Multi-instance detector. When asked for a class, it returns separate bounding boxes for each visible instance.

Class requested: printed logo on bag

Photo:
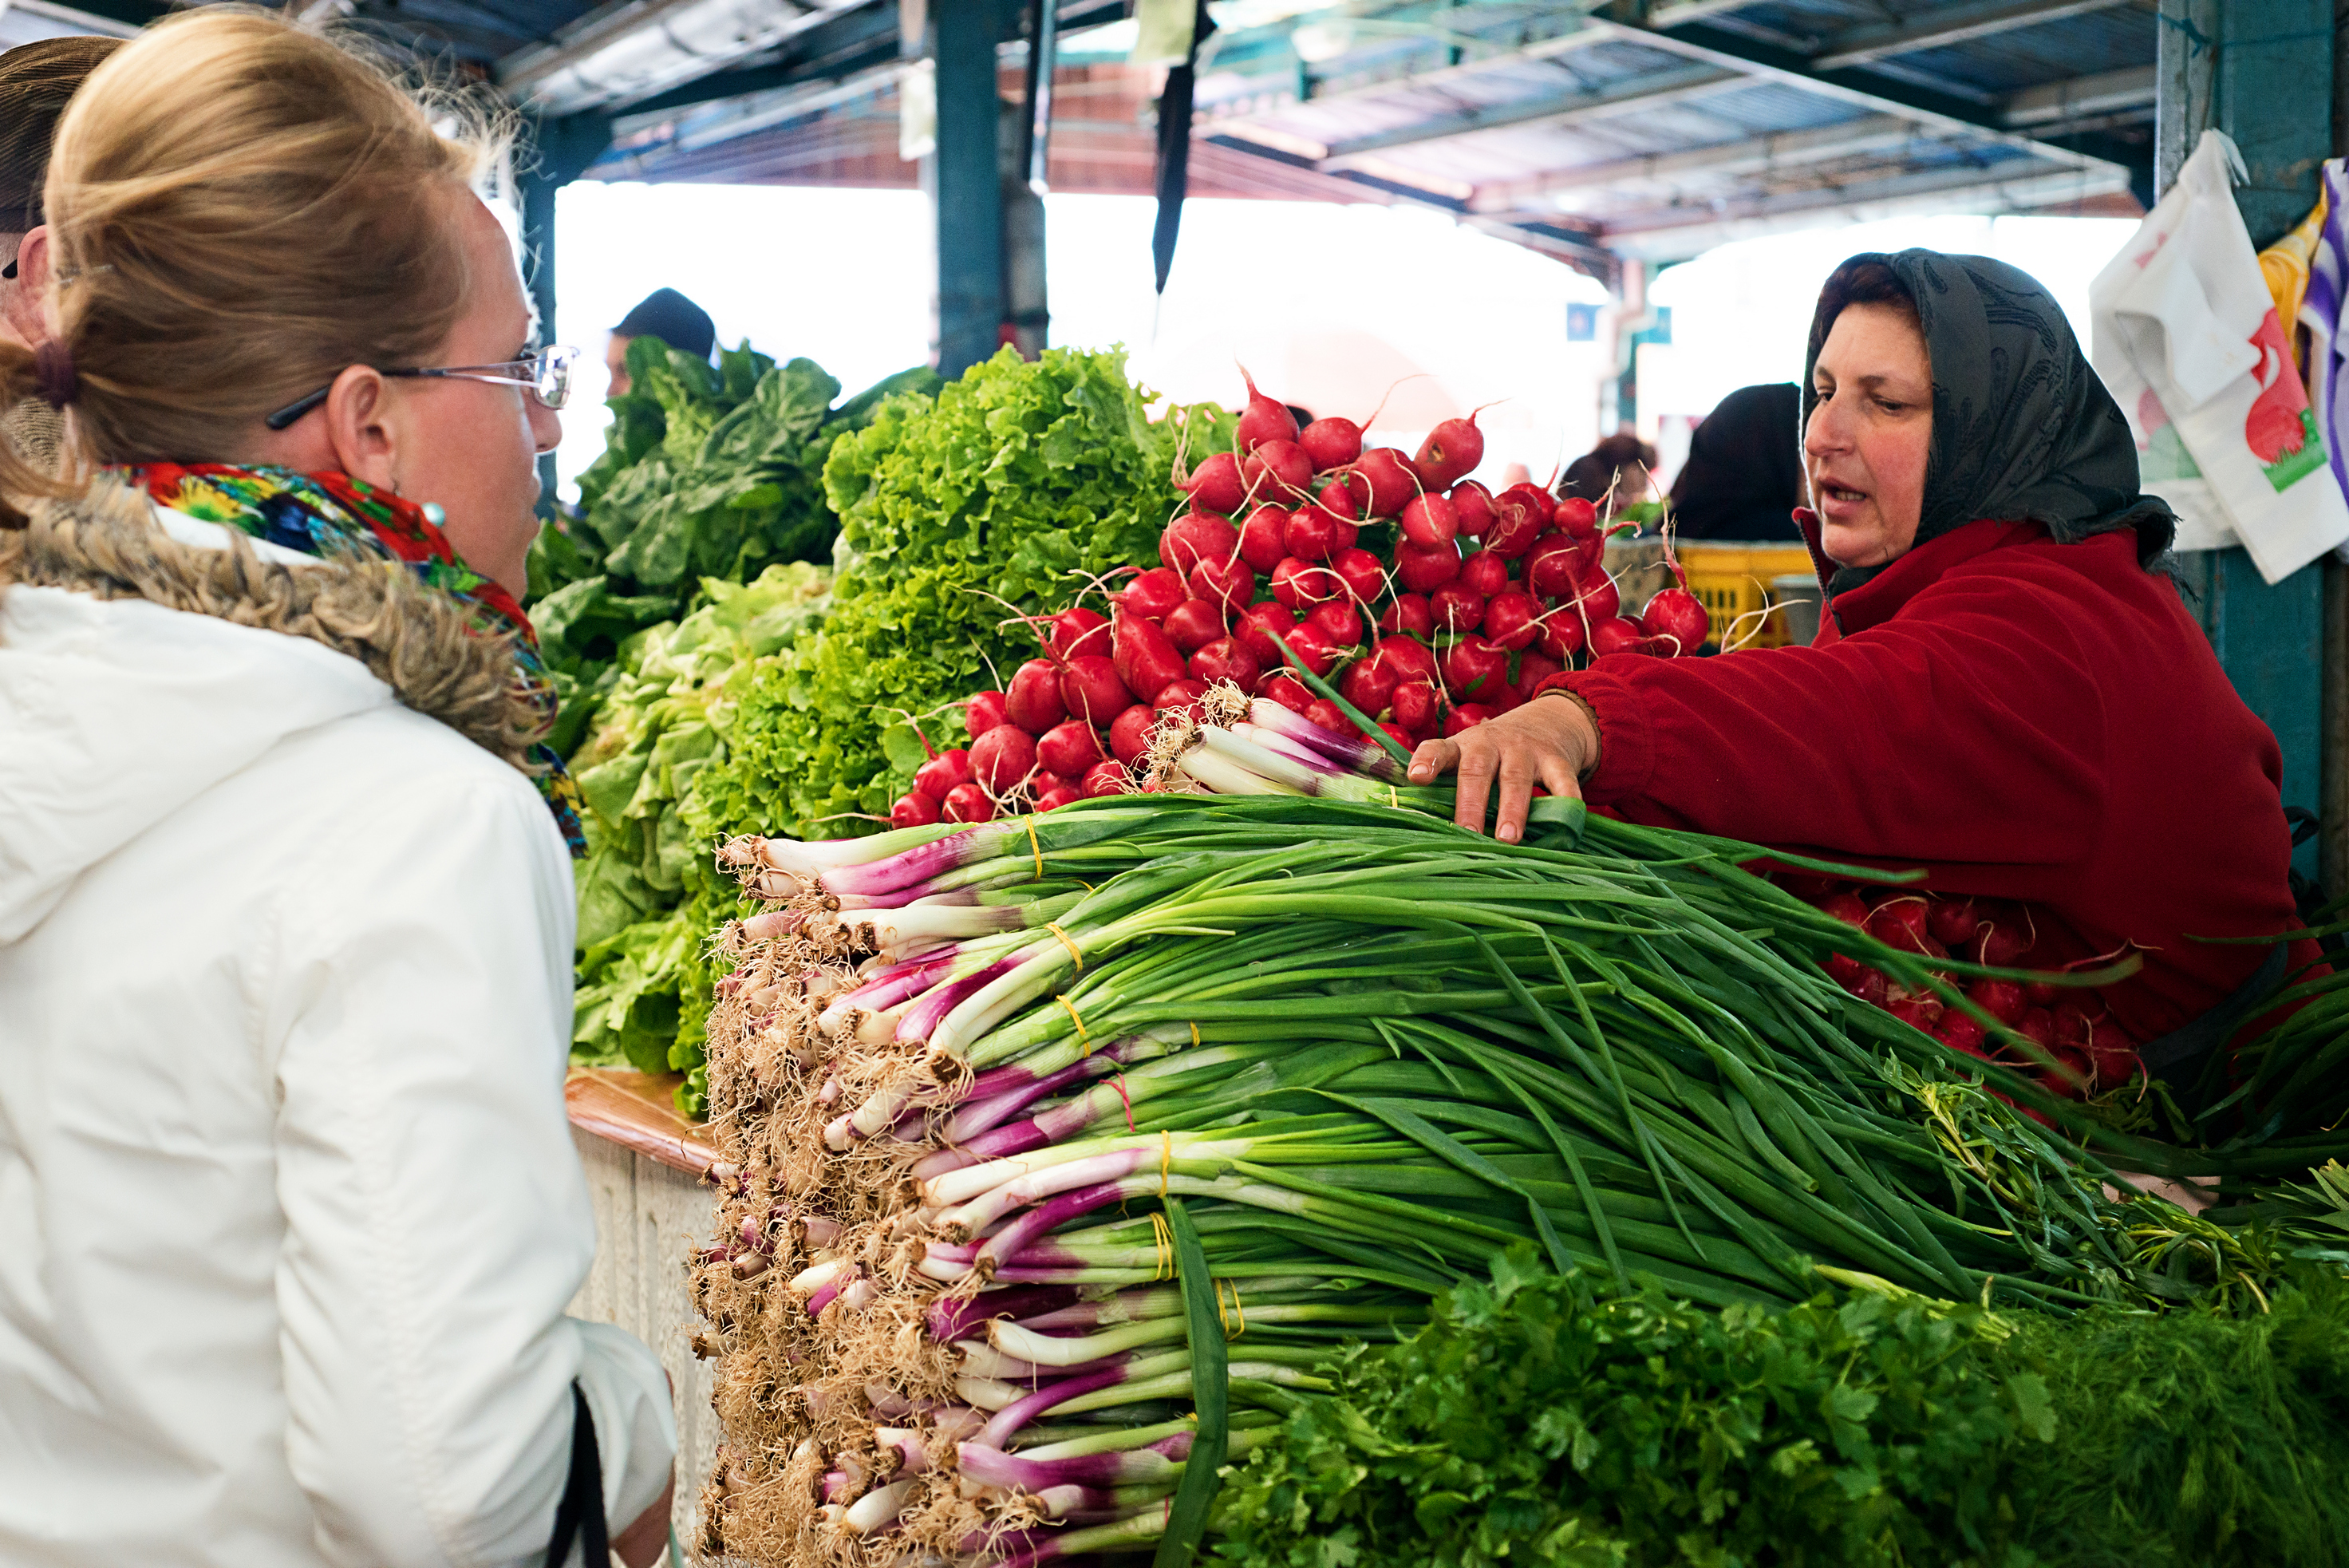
[2245,310,2327,492]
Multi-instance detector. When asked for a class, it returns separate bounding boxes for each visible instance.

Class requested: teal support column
[2159,0,2336,880]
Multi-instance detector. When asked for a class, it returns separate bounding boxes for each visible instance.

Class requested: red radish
[1864,898,1938,957]
[1259,672,1313,715]
[1283,622,1340,676]
[1283,506,1344,562]
[1817,891,1869,926]
[1822,951,1868,988]
[1080,759,1129,798]
[1005,658,1068,733]
[1885,995,1944,1033]
[1108,704,1157,767]
[1398,492,1459,548]
[1033,783,1080,812]
[1190,637,1261,689]
[1451,480,1498,539]
[1640,587,1710,654]
[1443,635,1509,701]
[1391,678,1440,733]
[1340,657,1399,715]
[1153,677,1208,710]
[1487,681,1525,715]
[1934,1013,1988,1055]
[1966,978,2029,1029]
[1304,698,1351,736]
[1429,583,1485,635]
[1115,567,1186,622]
[942,781,996,823]
[1523,534,1581,599]
[1305,598,1362,647]
[1927,899,1984,950]
[1299,416,1364,472]
[1241,440,1313,500]
[969,724,1038,794]
[890,791,941,828]
[2023,980,2061,1007]
[1030,768,1073,796]
[1846,968,1890,1006]
[1553,496,1597,534]
[1393,537,1462,593]
[1514,650,1563,698]
[1443,703,1494,737]
[1330,547,1388,606]
[2086,1033,2137,1090]
[1415,412,1485,490]
[1037,719,1105,779]
[1380,593,1435,639]
[1377,720,1415,752]
[2038,1047,2091,1099]
[2052,1001,2101,1046]
[1483,589,1542,651]
[1058,654,1132,724]
[1573,571,1621,624]
[1238,506,1289,572]
[1459,549,1509,598]
[914,747,973,804]
[1234,601,1297,666]
[1535,611,1586,662]
[1163,598,1226,655]
[1111,611,1186,706]
[1315,478,1364,521]
[1179,449,1246,515]
[2016,1007,2056,1051]
[964,690,1008,740]
[1160,511,1240,579]
[1482,485,1550,558]
[1235,368,1299,452]
[1975,920,2031,968]
[1190,555,1256,614]
[1377,634,1440,685]
[1049,606,1111,662]
[1351,448,1421,516]
[1588,617,1647,658]
[1270,555,1344,610]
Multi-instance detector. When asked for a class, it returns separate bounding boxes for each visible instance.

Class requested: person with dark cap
[605,286,714,398]
[1667,382,1806,542]
[1557,430,1656,518]
[0,34,120,467]
[1415,249,2311,1091]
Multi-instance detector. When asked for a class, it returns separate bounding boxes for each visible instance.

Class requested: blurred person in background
[1558,431,1656,518]
[604,285,713,398]
[1668,382,1806,541]
[0,34,118,468]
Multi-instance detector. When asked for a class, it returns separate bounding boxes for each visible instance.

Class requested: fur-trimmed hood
[0,478,547,942]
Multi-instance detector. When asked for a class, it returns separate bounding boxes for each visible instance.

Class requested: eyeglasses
[263,344,579,431]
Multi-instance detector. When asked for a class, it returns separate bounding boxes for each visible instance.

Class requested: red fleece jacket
[1541,518,2303,1043]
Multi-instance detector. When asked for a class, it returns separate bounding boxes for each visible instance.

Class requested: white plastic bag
[2090,130,2349,583]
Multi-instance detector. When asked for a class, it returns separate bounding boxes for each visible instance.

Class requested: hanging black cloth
[1799,250,2177,600]
[543,1384,610,1568]
[1151,1,1216,294]
[1668,382,1806,541]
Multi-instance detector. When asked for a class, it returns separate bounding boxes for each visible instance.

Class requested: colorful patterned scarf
[124,463,586,855]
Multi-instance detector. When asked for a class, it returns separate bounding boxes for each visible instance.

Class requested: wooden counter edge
[565,1067,724,1178]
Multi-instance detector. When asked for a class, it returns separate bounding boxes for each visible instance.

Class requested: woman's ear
[318,365,399,492]
[7,225,50,345]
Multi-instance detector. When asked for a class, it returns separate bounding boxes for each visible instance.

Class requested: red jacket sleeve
[1550,561,2110,899]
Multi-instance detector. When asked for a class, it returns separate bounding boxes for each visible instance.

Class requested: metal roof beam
[1467,113,1920,213]
[1314,63,1749,164]
[1597,16,2135,177]
[499,0,877,116]
[2000,63,2155,126]
[1813,0,2134,72]
[1198,23,1615,133]
[1644,1,1766,23]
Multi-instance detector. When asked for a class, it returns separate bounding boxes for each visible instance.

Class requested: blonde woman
[0,11,676,1566]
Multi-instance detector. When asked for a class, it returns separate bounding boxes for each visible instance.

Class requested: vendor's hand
[617,1474,677,1568]
[1407,693,1597,843]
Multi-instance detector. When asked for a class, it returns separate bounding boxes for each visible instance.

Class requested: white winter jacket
[0,482,674,1567]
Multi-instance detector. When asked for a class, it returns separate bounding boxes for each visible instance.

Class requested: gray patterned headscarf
[1801,250,2174,598]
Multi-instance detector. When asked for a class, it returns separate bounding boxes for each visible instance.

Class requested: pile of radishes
[1786,875,2133,1101]
[887,371,1714,830]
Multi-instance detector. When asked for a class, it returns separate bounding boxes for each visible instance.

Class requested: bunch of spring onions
[677,688,2236,1567]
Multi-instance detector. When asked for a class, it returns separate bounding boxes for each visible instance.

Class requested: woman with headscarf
[1668,382,1806,541]
[1410,251,2307,1072]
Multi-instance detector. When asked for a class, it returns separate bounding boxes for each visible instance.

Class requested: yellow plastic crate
[1676,541,1816,648]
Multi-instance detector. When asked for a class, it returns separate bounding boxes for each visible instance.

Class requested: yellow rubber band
[1189,1021,1201,1049]
[1047,922,1084,972]
[1149,1211,1174,1281]
[1056,994,1090,1053]
[1215,1279,1230,1337]
[1024,817,1044,879]
[1159,1129,1172,1199]
[1215,1279,1245,1338]
[1388,784,1399,809]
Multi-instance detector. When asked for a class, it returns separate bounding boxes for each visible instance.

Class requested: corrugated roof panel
[1879,10,2156,97]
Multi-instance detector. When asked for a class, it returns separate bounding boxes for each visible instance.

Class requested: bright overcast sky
[550,180,2138,499]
